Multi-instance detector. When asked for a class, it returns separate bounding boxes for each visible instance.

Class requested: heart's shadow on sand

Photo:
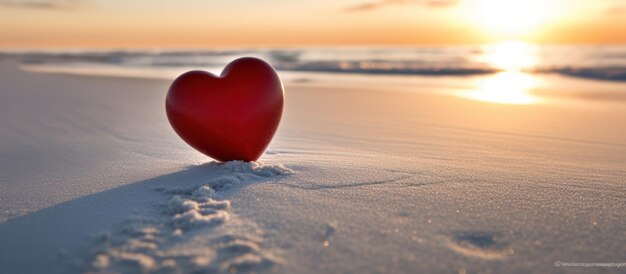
[0,162,292,274]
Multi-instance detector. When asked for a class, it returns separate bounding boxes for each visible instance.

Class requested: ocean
[3,42,626,104]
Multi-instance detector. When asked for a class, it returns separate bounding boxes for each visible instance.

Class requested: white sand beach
[0,59,625,274]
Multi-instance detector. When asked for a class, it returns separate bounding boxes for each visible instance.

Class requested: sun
[462,0,556,37]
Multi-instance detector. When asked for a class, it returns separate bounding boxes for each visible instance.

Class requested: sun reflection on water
[461,41,541,105]
[463,71,539,104]
[485,41,537,71]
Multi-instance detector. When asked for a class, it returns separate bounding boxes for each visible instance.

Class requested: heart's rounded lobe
[166,57,284,162]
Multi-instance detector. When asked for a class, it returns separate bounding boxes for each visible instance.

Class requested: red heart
[166,57,284,162]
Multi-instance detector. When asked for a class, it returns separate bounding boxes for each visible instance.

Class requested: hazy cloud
[607,5,626,14]
[0,0,80,9]
[343,0,458,12]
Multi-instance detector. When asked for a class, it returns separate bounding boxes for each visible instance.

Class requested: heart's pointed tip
[212,156,261,164]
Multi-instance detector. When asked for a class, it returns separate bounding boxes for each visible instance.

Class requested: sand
[0,60,624,273]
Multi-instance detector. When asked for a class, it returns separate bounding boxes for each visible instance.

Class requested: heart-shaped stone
[166,57,284,162]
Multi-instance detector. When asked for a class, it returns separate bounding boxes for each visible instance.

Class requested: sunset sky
[1,0,625,48]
